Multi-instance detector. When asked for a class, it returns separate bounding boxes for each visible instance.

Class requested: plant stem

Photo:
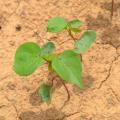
[60,79,70,102]
[51,75,70,102]
[59,80,71,110]
[68,29,83,62]
[111,0,114,19]
[80,54,82,62]
[68,29,77,41]
[68,28,91,87]
[51,76,57,86]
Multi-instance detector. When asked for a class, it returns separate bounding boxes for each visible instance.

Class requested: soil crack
[0,74,10,81]
[109,87,120,103]
[62,112,80,120]
[97,55,120,89]
[9,0,22,17]
[4,96,19,120]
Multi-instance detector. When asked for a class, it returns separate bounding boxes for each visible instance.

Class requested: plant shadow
[19,107,66,120]
[86,12,120,48]
[101,2,120,12]
[86,13,111,30]
[29,88,42,106]
[29,72,63,106]
[73,75,95,95]
[101,25,120,48]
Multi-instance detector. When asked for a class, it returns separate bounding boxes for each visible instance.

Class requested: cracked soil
[0,0,120,120]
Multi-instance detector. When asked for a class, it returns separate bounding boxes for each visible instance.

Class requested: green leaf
[69,19,84,28]
[41,42,55,58]
[38,84,52,104]
[74,30,96,53]
[13,42,45,76]
[52,50,85,89]
[47,17,68,33]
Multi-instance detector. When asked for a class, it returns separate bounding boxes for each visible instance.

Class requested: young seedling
[13,17,96,104]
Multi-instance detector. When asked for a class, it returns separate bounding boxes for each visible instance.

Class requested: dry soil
[0,0,120,120]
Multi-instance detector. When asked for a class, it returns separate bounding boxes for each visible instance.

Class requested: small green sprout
[13,16,96,104]
[38,84,52,104]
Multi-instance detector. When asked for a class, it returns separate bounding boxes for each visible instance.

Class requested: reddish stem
[60,80,71,110]
[80,54,82,62]
[60,79,70,102]
[68,29,77,41]
[111,0,114,19]
[68,29,83,62]
[51,76,57,86]
[51,75,70,102]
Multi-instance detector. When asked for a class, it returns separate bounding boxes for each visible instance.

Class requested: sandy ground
[0,0,120,120]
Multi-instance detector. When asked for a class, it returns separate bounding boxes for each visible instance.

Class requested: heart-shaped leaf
[52,50,85,89]
[38,84,52,104]
[13,42,45,76]
[74,30,96,53]
[40,42,55,58]
[68,19,84,28]
[47,17,68,33]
